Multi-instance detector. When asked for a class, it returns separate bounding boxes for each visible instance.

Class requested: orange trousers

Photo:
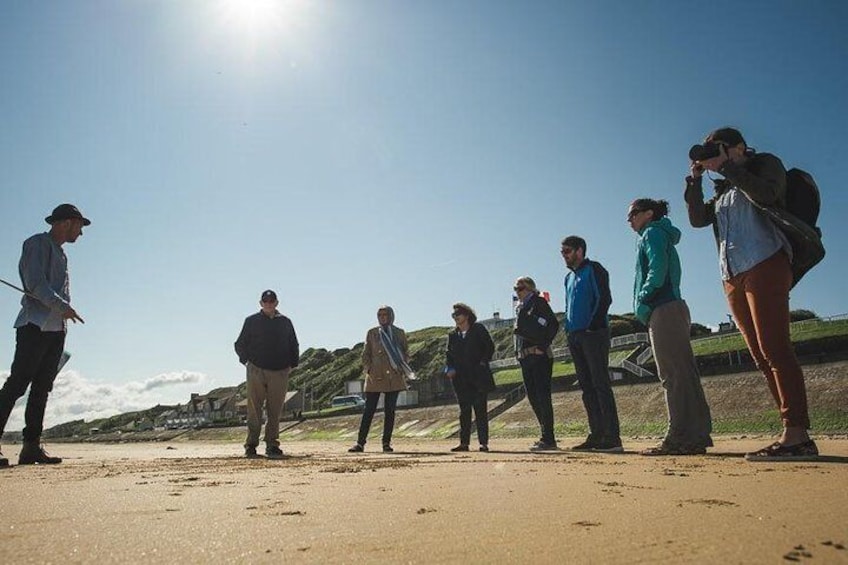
[724,251,809,429]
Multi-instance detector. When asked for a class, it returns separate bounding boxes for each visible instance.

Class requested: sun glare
[215,0,298,38]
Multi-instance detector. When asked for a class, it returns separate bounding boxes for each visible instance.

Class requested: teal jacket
[633,217,683,324]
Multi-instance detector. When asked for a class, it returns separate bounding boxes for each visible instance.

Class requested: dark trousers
[520,354,555,445]
[0,324,65,442]
[457,390,489,446]
[568,329,621,442]
[357,391,400,446]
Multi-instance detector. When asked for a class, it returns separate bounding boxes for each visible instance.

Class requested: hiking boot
[450,444,469,452]
[348,444,364,453]
[382,444,394,453]
[245,446,259,459]
[265,446,284,459]
[18,443,62,465]
[479,445,489,452]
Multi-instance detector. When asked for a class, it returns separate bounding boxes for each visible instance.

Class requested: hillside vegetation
[42,314,847,438]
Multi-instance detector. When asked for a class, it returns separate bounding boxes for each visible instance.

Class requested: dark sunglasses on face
[513,286,527,292]
[451,312,463,319]
[627,208,646,220]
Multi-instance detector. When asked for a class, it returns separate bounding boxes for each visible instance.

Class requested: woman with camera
[444,303,496,452]
[628,198,713,455]
[684,127,817,461]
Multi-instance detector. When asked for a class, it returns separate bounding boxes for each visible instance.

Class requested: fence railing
[489,314,846,372]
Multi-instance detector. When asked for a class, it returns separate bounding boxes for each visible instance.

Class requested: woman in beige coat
[349,306,411,453]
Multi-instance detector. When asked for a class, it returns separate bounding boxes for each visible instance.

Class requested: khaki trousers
[245,363,290,448]
[648,300,712,447]
[724,251,810,429]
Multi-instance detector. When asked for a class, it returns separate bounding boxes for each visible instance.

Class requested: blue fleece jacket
[633,217,683,324]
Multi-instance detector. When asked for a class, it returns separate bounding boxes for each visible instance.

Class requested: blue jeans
[568,329,620,442]
[520,354,555,445]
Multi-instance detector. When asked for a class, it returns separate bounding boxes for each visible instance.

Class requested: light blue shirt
[14,233,71,332]
[715,187,791,280]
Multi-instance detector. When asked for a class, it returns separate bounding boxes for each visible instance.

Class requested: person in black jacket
[234,289,299,459]
[513,276,560,451]
[445,303,495,452]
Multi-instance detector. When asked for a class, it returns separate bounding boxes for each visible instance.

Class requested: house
[236,391,305,422]
[480,311,514,332]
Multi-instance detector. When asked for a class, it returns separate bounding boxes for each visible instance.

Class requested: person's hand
[63,307,84,324]
[689,161,704,178]
[699,143,729,172]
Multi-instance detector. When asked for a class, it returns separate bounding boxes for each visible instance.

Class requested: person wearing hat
[348,305,412,453]
[0,204,90,467]
[234,289,300,459]
[445,302,496,452]
[685,126,817,462]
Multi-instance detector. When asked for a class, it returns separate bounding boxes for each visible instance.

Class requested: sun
[215,0,298,38]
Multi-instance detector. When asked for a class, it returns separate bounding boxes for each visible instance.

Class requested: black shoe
[265,446,284,459]
[593,438,624,453]
[348,444,364,453]
[450,444,469,452]
[745,439,818,462]
[571,437,598,451]
[640,442,705,456]
[0,449,8,468]
[530,441,558,452]
[18,444,62,465]
[245,446,259,458]
[479,445,489,452]
[382,444,394,453]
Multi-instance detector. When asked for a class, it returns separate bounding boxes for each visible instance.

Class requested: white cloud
[0,369,211,432]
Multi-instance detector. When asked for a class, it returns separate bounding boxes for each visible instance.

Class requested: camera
[688,141,723,161]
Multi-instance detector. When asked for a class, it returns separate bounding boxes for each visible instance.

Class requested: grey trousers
[245,363,291,449]
[648,300,712,447]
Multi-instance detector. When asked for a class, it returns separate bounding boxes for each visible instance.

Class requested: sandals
[745,440,819,462]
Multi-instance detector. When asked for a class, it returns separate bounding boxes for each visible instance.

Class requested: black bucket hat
[45,204,91,226]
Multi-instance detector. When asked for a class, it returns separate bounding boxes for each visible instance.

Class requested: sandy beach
[1,438,847,564]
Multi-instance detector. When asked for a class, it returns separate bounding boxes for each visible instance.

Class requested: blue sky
[1,0,845,428]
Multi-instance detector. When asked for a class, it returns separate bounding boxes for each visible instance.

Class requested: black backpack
[742,154,825,287]
[785,168,821,236]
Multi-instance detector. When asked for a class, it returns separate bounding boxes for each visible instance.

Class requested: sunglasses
[451,312,465,319]
[513,286,527,292]
[627,208,646,220]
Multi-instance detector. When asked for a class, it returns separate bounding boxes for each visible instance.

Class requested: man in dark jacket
[234,289,299,459]
[561,236,622,453]
[513,276,560,451]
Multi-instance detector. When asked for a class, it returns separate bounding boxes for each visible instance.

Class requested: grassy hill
[40,315,848,439]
